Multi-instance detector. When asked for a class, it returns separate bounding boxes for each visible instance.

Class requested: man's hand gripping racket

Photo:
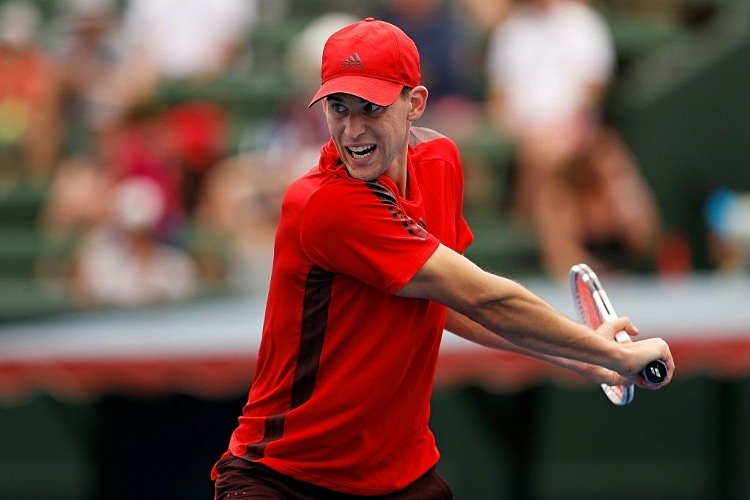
[569,263,668,405]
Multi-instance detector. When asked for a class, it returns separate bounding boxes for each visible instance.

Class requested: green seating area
[0,0,747,320]
[0,186,74,322]
[1,2,750,499]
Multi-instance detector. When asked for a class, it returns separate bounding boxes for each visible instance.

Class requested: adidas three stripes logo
[341,53,365,68]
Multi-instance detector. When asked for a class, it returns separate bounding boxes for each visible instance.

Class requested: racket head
[570,264,605,329]
[569,264,634,406]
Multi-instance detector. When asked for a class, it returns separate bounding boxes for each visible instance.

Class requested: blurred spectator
[376,0,476,102]
[72,176,198,308]
[189,12,358,292]
[487,0,615,138]
[102,102,198,246]
[0,0,60,188]
[112,0,251,219]
[162,100,229,215]
[36,100,195,285]
[459,0,513,32]
[53,0,123,157]
[192,153,280,291]
[485,0,660,279]
[274,12,358,173]
[37,155,110,261]
[118,0,258,100]
[704,188,750,274]
[376,0,485,141]
[36,0,247,302]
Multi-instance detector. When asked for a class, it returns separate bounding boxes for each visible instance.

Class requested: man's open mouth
[347,145,376,158]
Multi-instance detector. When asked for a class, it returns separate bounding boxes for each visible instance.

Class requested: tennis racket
[569,263,667,405]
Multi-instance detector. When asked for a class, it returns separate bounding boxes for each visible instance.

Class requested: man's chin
[344,165,382,182]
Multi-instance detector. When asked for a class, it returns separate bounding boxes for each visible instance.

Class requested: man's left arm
[444,309,630,386]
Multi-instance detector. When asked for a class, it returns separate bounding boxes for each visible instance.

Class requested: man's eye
[363,103,382,114]
[330,103,346,114]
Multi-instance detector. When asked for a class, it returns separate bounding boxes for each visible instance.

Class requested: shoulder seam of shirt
[409,126,446,147]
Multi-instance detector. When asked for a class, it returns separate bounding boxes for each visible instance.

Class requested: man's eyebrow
[327,94,355,103]
[327,95,376,106]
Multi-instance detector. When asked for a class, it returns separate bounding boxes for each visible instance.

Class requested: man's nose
[344,114,366,138]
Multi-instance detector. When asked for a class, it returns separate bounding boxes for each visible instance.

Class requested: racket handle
[640,359,667,384]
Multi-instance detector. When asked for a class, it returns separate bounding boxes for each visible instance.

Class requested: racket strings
[575,276,602,327]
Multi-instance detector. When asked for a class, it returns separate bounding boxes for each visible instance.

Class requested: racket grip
[640,359,667,384]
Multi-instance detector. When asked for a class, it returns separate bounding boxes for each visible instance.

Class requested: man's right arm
[397,243,674,387]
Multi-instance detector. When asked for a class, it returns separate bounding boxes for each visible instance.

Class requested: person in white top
[485,0,660,279]
[119,0,257,81]
[487,0,614,134]
[74,177,198,307]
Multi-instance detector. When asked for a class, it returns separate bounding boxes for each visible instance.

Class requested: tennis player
[212,18,674,499]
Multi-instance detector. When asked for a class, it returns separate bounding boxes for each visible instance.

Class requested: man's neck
[384,160,409,198]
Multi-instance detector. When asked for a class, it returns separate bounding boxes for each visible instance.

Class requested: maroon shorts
[213,455,452,499]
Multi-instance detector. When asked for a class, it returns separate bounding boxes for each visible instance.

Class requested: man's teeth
[348,145,376,156]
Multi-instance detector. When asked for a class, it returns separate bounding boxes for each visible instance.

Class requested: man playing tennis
[212,18,674,499]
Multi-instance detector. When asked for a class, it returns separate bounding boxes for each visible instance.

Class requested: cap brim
[308,75,403,107]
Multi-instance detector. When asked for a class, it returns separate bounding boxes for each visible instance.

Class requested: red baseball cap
[308,17,421,107]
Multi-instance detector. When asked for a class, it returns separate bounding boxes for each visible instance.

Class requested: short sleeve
[300,182,440,294]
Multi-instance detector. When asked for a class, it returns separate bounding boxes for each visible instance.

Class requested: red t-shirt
[217,128,473,495]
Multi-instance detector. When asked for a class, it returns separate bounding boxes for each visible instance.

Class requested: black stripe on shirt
[366,180,427,239]
[291,265,333,408]
[244,265,333,459]
[244,414,285,459]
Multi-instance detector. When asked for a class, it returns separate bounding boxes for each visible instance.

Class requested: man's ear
[407,86,428,121]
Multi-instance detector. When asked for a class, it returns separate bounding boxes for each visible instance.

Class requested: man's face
[323,92,413,182]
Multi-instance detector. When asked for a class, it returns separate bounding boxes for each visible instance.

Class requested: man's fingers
[626,337,674,388]
[595,316,640,342]
[612,316,639,336]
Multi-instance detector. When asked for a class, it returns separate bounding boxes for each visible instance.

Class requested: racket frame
[570,263,635,406]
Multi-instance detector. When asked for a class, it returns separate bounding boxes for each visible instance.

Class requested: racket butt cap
[641,359,667,384]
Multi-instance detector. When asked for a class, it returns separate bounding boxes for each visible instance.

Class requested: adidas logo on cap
[341,53,365,68]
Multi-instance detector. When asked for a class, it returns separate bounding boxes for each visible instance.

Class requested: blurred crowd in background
[0,0,741,310]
